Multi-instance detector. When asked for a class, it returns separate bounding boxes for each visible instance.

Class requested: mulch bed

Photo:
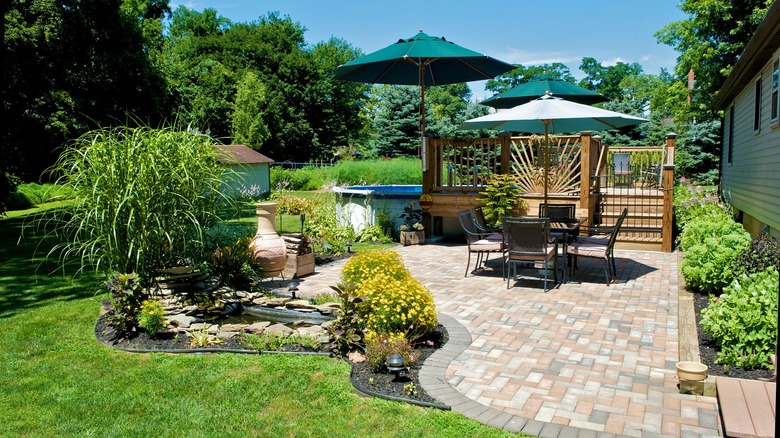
[693,293,775,381]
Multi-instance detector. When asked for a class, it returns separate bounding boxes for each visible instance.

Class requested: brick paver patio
[294,243,722,437]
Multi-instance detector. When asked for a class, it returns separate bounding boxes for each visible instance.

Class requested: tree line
[2,0,774,201]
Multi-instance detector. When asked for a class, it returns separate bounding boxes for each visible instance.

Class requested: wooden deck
[716,377,776,438]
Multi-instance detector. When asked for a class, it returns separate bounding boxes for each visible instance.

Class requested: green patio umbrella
[480,74,608,109]
[335,30,514,159]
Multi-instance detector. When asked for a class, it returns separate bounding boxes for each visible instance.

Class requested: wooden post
[500,133,511,175]
[661,133,676,253]
[579,132,592,207]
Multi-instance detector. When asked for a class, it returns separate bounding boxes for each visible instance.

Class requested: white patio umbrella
[459,94,648,204]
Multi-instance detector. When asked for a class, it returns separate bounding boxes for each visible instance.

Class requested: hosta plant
[701,267,779,369]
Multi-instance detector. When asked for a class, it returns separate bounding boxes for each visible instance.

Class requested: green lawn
[0,204,520,437]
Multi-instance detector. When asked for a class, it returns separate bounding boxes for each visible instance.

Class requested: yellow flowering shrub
[138,299,167,335]
[364,330,417,371]
[341,249,410,286]
[355,272,437,342]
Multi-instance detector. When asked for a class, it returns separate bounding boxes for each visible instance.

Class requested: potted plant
[480,174,528,226]
[398,201,425,246]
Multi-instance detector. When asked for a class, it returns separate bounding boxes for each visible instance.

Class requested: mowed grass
[0,205,520,437]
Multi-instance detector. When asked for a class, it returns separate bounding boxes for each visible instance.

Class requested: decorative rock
[216,331,239,340]
[165,314,197,329]
[264,297,291,307]
[220,323,247,332]
[236,291,249,298]
[320,320,336,330]
[347,351,365,363]
[285,299,317,310]
[296,326,324,336]
[181,305,199,314]
[264,323,294,336]
[246,321,271,333]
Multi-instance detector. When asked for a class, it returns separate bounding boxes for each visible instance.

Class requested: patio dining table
[549,218,586,280]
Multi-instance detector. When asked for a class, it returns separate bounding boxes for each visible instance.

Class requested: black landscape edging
[347,362,451,410]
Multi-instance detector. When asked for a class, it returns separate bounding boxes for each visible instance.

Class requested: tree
[578,57,644,101]
[656,0,773,115]
[485,63,574,95]
[371,85,422,157]
[231,71,270,149]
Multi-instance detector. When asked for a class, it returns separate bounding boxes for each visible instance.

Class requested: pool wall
[332,185,423,234]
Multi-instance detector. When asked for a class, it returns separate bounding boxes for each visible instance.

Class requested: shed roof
[714,1,780,110]
[214,145,274,165]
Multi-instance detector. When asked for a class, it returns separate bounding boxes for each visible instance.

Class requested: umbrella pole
[419,63,426,158]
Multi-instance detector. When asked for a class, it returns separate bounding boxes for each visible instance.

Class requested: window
[728,105,734,164]
[754,78,762,132]
[772,59,779,124]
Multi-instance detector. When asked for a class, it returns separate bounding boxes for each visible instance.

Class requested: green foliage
[231,71,271,150]
[701,267,779,369]
[50,126,227,284]
[325,283,366,354]
[104,273,148,337]
[242,330,322,351]
[270,192,316,215]
[370,85,425,157]
[16,183,75,205]
[210,237,257,289]
[398,201,424,232]
[137,299,167,336]
[355,224,392,244]
[674,181,727,232]
[480,174,527,226]
[270,167,328,191]
[578,57,644,101]
[326,158,422,185]
[302,194,354,255]
[485,63,575,94]
[675,120,722,183]
[187,325,224,348]
[737,233,780,276]
[364,331,417,372]
[680,215,751,294]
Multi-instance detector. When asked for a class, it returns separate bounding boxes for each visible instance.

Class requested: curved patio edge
[420,313,633,437]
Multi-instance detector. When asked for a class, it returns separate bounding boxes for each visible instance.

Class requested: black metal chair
[538,203,576,222]
[566,208,627,284]
[503,217,558,291]
[474,206,502,233]
[457,209,505,277]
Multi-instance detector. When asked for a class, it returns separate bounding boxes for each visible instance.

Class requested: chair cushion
[508,247,555,261]
[473,240,503,251]
[567,242,607,258]
[485,233,504,242]
[577,236,609,245]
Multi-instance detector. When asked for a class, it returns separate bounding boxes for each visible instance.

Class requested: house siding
[721,46,780,239]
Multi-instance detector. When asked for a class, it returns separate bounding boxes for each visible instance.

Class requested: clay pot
[251,202,287,276]
[676,361,708,381]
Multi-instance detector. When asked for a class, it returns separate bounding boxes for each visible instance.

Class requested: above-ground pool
[332,185,423,233]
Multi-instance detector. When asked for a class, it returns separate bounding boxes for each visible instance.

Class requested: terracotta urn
[251,202,287,277]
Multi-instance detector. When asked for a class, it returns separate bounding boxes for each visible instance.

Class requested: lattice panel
[509,136,581,195]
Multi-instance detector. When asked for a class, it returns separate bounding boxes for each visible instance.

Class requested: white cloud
[497,47,580,67]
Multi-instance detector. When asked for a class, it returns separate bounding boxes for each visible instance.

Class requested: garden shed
[215,144,274,197]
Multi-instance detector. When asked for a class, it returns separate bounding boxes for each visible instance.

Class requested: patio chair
[612,153,631,187]
[457,209,505,278]
[503,217,558,291]
[577,207,628,245]
[538,203,576,222]
[474,206,502,233]
[566,207,627,284]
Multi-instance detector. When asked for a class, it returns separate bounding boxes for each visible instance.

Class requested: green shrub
[50,126,227,284]
[271,166,328,191]
[241,330,322,351]
[480,174,528,226]
[701,267,779,369]
[271,191,316,215]
[680,215,751,294]
[17,183,74,205]
[303,194,354,255]
[325,283,365,354]
[210,237,257,289]
[364,331,417,371]
[341,249,409,286]
[354,272,437,342]
[3,191,33,211]
[104,273,147,337]
[674,181,725,232]
[137,299,167,336]
[737,232,780,276]
[325,158,421,186]
[355,223,392,243]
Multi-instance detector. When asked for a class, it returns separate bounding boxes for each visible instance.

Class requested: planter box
[282,252,315,279]
[400,230,425,246]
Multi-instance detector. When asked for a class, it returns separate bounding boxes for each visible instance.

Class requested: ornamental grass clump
[49,126,228,284]
[701,267,779,369]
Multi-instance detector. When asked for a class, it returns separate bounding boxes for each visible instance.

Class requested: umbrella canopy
[459,94,648,204]
[335,31,514,153]
[480,74,608,109]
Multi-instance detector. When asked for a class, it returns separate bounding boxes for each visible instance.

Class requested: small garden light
[386,353,406,381]
[345,240,352,253]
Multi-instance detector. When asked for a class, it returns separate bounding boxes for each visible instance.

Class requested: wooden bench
[716,376,776,438]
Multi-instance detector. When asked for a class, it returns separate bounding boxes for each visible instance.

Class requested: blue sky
[171,0,687,101]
